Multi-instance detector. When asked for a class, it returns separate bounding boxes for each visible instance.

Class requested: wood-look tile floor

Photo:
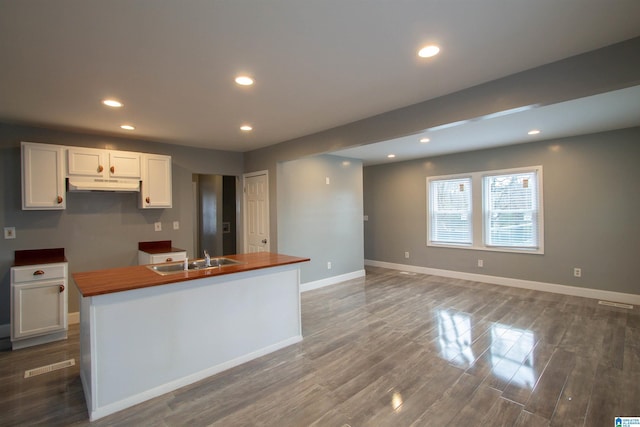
[1,267,638,426]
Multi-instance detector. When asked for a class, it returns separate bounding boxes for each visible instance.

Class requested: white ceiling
[1,1,640,155]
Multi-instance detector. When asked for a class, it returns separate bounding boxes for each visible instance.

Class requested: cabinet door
[140,154,172,208]
[12,280,67,339]
[22,142,66,210]
[67,146,106,176]
[109,150,141,178]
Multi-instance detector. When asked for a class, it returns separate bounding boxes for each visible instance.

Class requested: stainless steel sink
[147,257,244,275]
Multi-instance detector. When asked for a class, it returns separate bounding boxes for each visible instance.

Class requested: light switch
[173,221,180,230]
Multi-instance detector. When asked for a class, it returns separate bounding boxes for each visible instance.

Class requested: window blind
[429,177,472,244]
[484,171,538,248]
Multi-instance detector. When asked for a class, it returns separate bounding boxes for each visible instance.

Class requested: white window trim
[426,166,544,254]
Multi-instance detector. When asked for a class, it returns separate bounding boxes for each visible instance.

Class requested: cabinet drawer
[150,252,186,264]
[138,250,187,265]
[12,263,67,283]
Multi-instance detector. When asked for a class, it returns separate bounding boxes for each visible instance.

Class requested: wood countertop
[73,252,310,297]
[137,240,185,254]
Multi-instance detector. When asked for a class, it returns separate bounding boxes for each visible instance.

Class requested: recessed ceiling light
[528,129,541,135]
[120,124,135,130]
[387,154,396,159]
[418,45,440,58]
[240,125,253,131]
[420,137,430,143]
[235,76,254,86]
[102,99,123,108]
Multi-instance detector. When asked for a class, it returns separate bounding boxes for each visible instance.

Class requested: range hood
[67,177,140,192]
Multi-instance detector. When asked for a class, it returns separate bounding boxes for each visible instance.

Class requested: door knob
[261,239,268,244]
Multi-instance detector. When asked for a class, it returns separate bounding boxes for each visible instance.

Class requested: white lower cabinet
[138,250,187,265]
[11,262,68,350]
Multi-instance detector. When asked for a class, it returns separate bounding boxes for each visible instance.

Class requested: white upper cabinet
[109,150,141,178]
[21,142,171,209]
[21,142,66,210]
[67,146,105,177]
[140,153,172,209]
[67,147,140,178]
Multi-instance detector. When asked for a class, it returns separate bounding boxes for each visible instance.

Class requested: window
[428,176,472,245]
[427,166,543,253]
[484,170,540,249]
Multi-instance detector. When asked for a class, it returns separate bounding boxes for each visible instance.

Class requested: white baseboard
[301,269,366,293]
[68,311,79,325]
[87,335,302,421]
[365,259,640,306]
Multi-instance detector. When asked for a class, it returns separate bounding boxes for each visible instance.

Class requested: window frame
[427,174,473,247]
[426,165,544,254]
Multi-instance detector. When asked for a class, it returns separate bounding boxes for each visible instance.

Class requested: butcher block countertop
[73,252,310,297]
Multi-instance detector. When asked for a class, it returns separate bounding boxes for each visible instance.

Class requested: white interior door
[244,172,269,253]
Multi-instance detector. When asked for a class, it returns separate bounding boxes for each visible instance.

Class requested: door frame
[242,170,270,253]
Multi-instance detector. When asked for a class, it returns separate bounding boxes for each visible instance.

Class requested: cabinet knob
[146,197,150,204]
[110,165,115,173]
[33,270,45,276]
[98,165,104,173]
[166,257,173,262]
[57,196,63,204]
[59,284,65,293]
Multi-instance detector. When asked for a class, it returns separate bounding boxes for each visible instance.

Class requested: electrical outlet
[173,221,180,230]
[154,222,162,232]
[4,227,16,239]
[478,259,484,268]
[573,267,582,278]
[404,251,410,259]
[327,261,332,270]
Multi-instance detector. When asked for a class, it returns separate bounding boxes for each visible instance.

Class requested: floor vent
[598,300,634,310]
[24,358,75,379]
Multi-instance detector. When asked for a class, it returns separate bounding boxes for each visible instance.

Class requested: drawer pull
[57,196,63,204]
[33,270,45,276]
[166,257,173,262]
[146,196,150,204]
[98,165,104,173]
[59,285,65,293]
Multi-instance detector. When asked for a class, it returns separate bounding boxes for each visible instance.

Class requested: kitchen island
[73,252,309,421]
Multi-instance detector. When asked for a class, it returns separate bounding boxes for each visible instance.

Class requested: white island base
[80,264,302,421]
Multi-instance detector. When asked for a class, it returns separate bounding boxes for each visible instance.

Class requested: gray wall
[363,127,640,295]
[0,123,243,325]
[245,37,640,256]
[278,155,363,283]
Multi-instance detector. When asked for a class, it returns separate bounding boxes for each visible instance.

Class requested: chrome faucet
[204,250,211,267]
